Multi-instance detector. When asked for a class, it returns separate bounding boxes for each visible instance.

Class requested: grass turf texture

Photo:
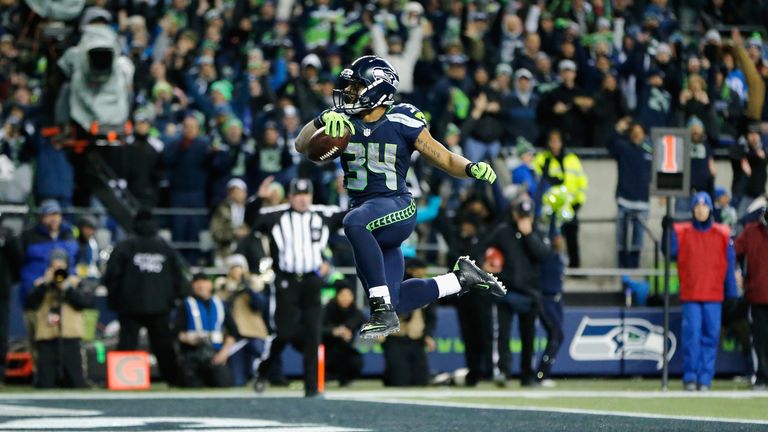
[2,379,766,431]
[414,396,768,421]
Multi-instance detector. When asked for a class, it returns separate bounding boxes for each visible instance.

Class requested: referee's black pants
[259,272,322,395]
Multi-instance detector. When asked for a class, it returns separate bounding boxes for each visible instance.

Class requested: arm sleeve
[403,25,423,63]
[64,285,96,310]
[733,43,766,121]
[522,231,552,262]
[223,312,241,339]
[724,241,739,299]
[416,195,442,224]
[24,283,48,310]
[246,288,267,312]
[370,25,389,57]
[661,224,679,260]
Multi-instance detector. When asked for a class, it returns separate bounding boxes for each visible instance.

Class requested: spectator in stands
[0,215,21,382]
[25,249,94,388]
[20,200,78,357]
[0,110,34,205]
[610,118,653,269]
[534,130,588,268]
[104,210,186,386]
[485,196,550,387]
[511,138,539,203]
[711,65,744,143]
[31,136,74,209]
[676,117,715,216]
[322,279,365,387]
[735,123,767,218]
[382,259,436,387]
[73,215,100,281]
[663,192,738,391]
[680,74,717,136]
[593,73,630,149]
[253,121,292,188]
[503,68,539,146]
[637,67,673,131]
[177,273,237,388]
[210,118,255,207]
[370,7,423,98]
[713,187,738,233]
[462,67,504,165]
[734,206,768,390]
[214,254,268,387]
[163,114,212,264]
[124,109,163,209]
[536,59,593,148]
[210,178,249,266]
[429,54,471,140]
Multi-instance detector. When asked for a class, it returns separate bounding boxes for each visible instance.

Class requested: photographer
[176,273,238,388]
[214,254,270,387]
[24,249,94,388]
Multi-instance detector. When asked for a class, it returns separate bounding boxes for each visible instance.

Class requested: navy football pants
[343,195,439,314]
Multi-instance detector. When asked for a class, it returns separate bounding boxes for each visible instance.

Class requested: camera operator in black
[484,196,550,386]
[24,249,94,388]
[104,209,186,385]
[176,273,239,388]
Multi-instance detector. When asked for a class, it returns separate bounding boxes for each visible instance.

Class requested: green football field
[1,379,766,431]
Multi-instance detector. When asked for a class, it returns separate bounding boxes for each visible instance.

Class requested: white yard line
[331,397,768,426]
[327,389,768,399]
[1,389,767,400]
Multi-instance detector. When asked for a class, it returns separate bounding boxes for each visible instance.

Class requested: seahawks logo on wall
[372,67,399,87]
[569,317,677,369]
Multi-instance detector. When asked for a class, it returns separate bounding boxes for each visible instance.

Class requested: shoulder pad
[387,103,428,128]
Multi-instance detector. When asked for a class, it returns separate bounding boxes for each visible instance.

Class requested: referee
[246,176,345,397]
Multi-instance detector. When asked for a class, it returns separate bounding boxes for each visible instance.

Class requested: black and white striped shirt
[248,201,345,274]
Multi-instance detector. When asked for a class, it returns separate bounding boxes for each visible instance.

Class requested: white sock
[433,273,462,298]
[369,285,391,304]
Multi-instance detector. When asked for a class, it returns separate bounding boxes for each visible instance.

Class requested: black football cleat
[359,296,400,339]
[454,256,507,297]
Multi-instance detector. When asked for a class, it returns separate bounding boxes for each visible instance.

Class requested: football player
[295,56,505,338]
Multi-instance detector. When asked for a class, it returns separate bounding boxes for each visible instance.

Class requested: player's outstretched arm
[414,128,496,183]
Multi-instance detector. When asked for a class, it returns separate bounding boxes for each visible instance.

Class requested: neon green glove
[466,162,497,184]
[321,111,355,138]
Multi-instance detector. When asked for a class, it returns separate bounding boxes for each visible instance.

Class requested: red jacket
[735,222,768,305]
[674,222,730,302]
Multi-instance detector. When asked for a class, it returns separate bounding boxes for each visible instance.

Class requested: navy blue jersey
[340,103,427,204]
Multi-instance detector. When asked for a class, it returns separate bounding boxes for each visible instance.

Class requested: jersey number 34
[345,142,397,191]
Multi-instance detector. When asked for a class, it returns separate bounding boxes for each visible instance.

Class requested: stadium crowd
[0,0,767,391]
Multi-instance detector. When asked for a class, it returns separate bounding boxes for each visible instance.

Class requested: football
[306,126,351,163]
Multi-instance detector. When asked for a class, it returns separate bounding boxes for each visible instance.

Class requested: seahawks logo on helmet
[372,67,399,88]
